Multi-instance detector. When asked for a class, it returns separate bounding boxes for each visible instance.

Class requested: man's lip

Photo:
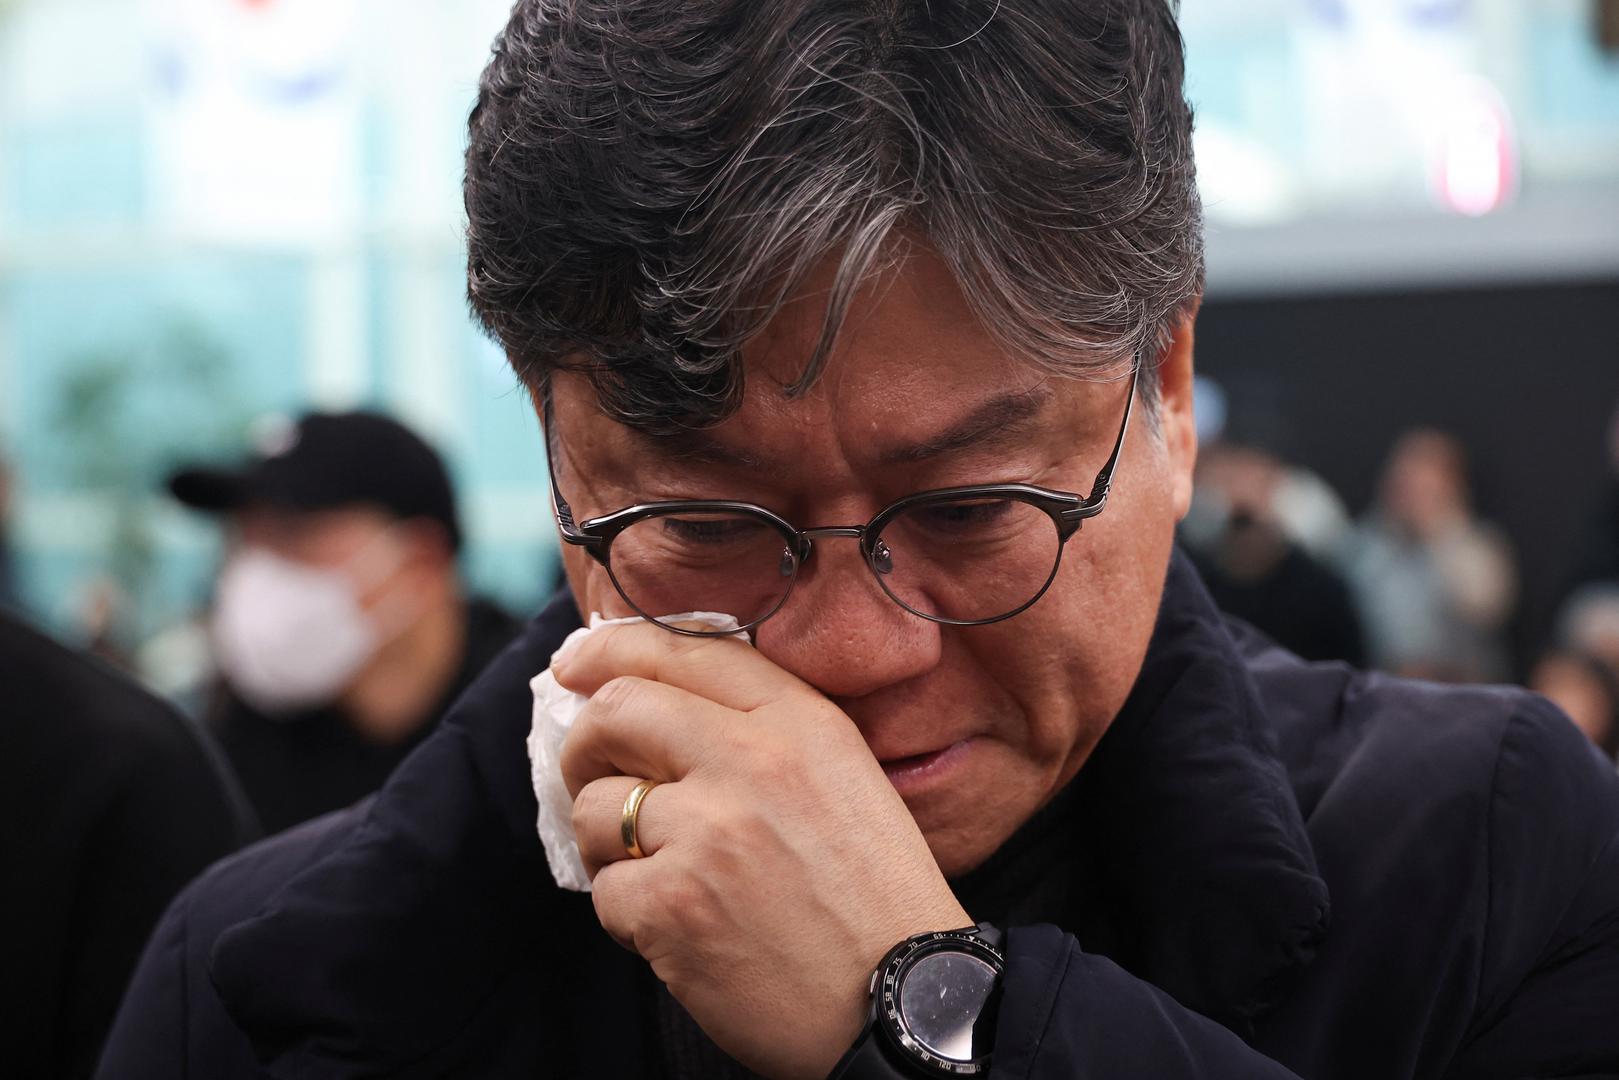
[877,738,974,790]
[874,739,968,767]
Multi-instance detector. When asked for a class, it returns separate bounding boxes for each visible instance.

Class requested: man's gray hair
[466,0,1203,432]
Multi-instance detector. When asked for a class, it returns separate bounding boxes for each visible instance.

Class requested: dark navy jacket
[98,555,1619,1078]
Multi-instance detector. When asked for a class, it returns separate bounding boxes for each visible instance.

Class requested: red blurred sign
[1430,78,1518,217]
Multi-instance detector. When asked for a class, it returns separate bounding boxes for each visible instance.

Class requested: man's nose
[753,535,941,699]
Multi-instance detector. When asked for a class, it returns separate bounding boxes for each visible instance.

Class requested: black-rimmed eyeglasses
[544,362,1138,636]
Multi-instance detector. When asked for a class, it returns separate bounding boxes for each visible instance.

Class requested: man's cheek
[561,552,631,619]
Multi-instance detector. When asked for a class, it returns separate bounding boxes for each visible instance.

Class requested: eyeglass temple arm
[1066,358,1140,520]
[540,383,602,549]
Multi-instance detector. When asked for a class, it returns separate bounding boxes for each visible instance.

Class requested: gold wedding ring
[620,779,660,859]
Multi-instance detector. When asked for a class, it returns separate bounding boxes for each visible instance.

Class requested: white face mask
[210,537,408,715]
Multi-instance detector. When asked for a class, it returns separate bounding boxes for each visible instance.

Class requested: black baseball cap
[167,411,463,551]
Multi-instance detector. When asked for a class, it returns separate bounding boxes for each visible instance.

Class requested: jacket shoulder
[2,612,223,776]
[191,800,373,933]
[1230,617,1570,819]
[1236,621,1619,1059]
[96,802,370,1078]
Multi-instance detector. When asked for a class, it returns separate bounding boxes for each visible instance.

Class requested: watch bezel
[873,929,1004,1077]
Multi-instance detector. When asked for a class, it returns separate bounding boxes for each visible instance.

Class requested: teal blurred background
[1,0,1616,683]
[0,0,554,660]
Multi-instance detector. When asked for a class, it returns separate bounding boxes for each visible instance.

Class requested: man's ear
[1156,300,1200,521]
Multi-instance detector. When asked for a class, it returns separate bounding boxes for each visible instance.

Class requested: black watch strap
[827,1021,910,1080]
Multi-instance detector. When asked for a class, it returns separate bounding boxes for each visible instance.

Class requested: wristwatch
[828,923,1005,1079]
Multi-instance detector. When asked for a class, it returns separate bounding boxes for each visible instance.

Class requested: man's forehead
[550,241,1119,473]
[741,242,1001,388]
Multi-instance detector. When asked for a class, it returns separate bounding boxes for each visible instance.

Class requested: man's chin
[919,820,1006,881]
[901,769,1032,878]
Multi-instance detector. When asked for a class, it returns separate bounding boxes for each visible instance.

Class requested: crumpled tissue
[527,611,744,892]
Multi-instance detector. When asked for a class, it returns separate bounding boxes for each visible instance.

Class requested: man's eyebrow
[626,385,1056,472]
[874,386,1056,466]
[630,429,776,471]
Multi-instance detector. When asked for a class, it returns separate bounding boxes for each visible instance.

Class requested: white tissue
[527,611,744,892]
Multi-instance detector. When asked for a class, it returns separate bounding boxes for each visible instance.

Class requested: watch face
[878,931,1004,1075]
[897,951,999,1061]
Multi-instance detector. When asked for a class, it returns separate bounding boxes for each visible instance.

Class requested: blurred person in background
[0,609,256,1079]
[1264,464,1353,566]
[1345,428,1517,681]
[1556,583,1619,681]
[168,410,520,835]
[1184,441,1365,664]
[1529,649,1619,762]
[1562,397,1619,600]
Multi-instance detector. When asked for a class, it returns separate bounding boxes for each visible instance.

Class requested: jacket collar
[211,553,1327,1072]
[1069,550,1329,1030]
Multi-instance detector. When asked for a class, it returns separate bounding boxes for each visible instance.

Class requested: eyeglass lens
[603,496,1063,632]
[874,496,1063,623]
[605,509,798,630]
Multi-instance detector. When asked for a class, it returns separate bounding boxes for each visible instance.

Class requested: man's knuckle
[594,868,660,952]
[747,737,797,787]
[698,796,739,845]
[593,674,646,716]
[654,870,714,933]
[570,783,607,837]
[675,883,722,938]
[696,722,744,773]
[591,873,627,932]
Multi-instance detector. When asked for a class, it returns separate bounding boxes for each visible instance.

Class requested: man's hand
[553,622,971,1080]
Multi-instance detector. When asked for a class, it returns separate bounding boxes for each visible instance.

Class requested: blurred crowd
[1182,396,1619,759]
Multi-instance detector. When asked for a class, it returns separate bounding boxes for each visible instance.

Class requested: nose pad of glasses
[872,538,894,576]
[779,545,797,578]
